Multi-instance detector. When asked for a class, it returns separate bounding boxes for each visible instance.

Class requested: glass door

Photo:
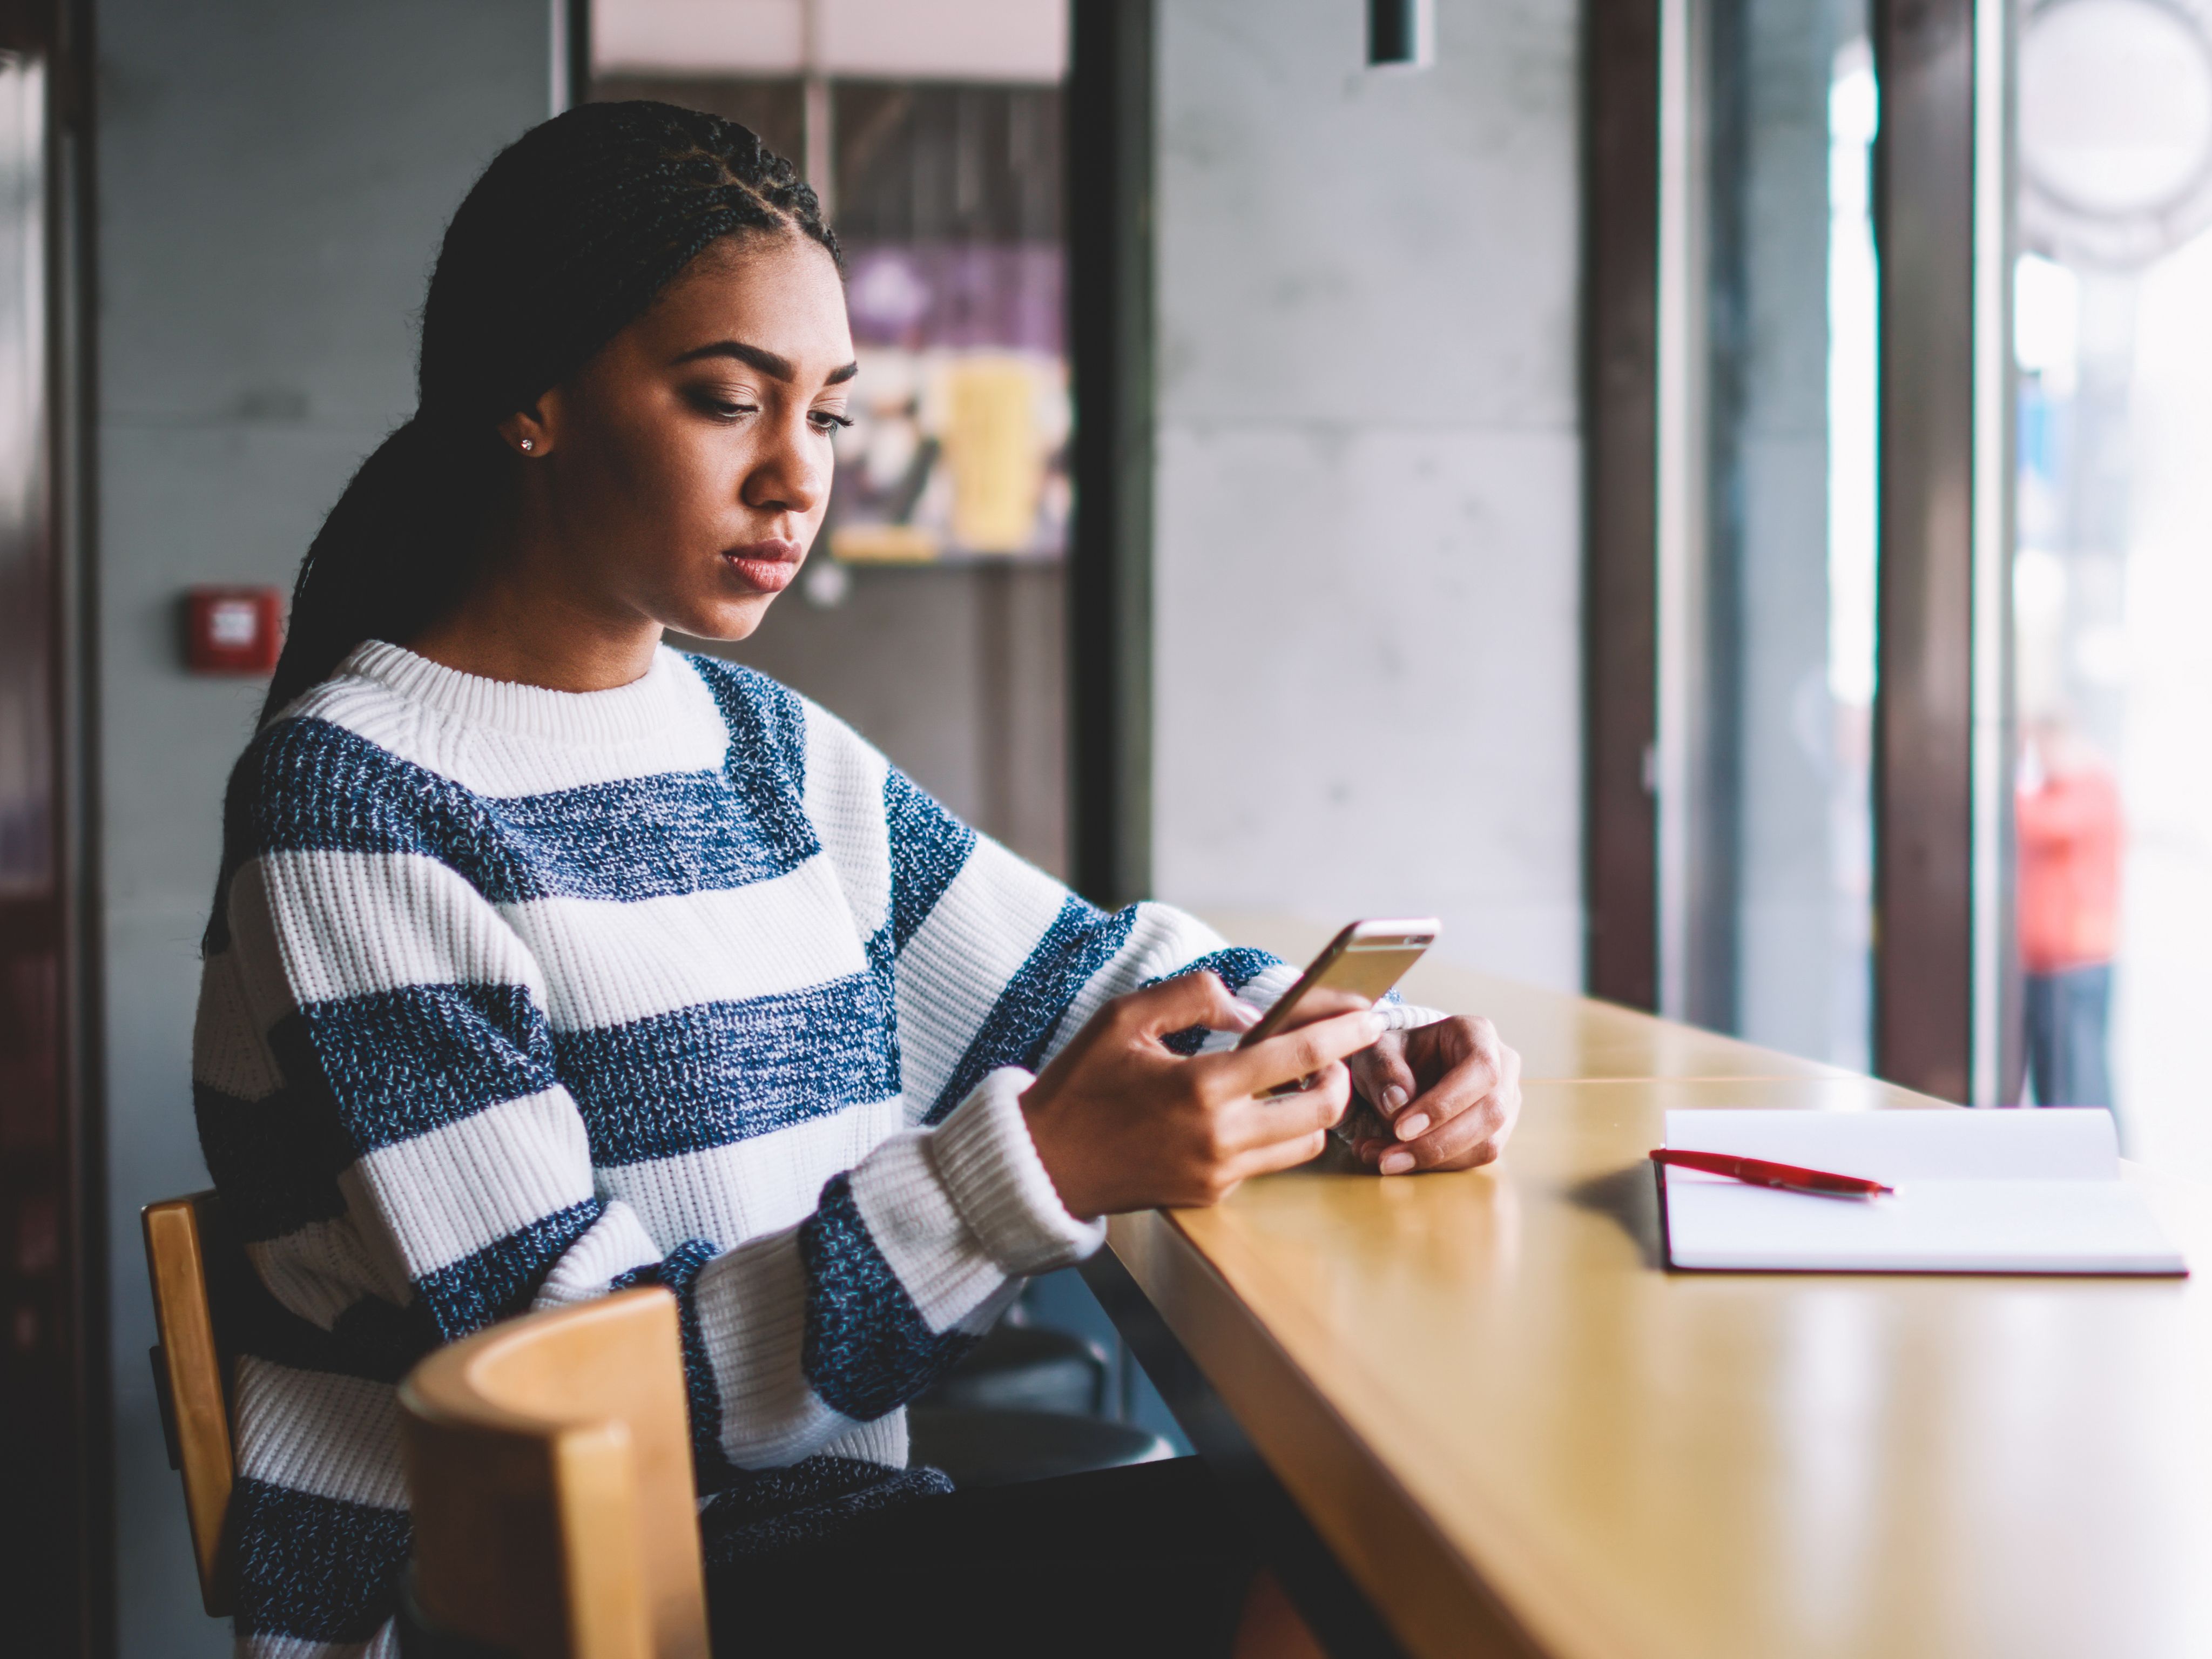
[0,42,91,1654]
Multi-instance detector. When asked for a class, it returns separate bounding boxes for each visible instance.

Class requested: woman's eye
[811,409,856,432]
[689,390,757,420]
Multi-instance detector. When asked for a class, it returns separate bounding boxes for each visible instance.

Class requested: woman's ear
[497,397,556,458]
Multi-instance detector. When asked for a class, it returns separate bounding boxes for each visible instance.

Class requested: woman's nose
[743,414,828,517]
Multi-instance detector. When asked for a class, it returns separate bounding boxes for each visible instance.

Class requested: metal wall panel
[1068,0,1154,909]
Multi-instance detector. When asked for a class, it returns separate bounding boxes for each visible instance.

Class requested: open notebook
[1656,1109,2187,1275]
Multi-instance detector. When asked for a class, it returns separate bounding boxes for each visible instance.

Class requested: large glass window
[1657,0,1878,1068]
[2007,0,2212,1170]
[828,84,1068,567]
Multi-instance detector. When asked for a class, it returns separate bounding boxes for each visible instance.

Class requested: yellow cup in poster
[942,355,1043,555]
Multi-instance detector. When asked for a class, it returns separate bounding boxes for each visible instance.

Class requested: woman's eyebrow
[672,339,860,385]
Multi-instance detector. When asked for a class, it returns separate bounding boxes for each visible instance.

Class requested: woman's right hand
[1020,972,1380,1219]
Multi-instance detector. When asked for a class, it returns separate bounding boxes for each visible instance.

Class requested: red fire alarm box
[184,586,285,676]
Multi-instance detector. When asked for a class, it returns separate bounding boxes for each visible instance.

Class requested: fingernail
[1380,1149,1415,1175]
[1363,1011,1386,1038]
[1397,1112,1429,1140]
[1382,1085,1408,1112]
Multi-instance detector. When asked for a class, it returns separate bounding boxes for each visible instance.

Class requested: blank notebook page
[1660,1108,2187,1275]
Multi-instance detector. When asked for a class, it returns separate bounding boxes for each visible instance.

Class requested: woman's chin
[670,594,777,644]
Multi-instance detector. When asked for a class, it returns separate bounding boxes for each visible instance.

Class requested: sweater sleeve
[853,752,1445,1116]
[800,737,1239,1127]
[198,764,1101,1478]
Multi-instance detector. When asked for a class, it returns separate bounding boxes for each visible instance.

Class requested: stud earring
[519,438,535,453]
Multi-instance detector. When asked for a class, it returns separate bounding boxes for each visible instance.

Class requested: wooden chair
[146,1196,707,1655]
[397,1286,711,1659]
[143,1190,245,1617]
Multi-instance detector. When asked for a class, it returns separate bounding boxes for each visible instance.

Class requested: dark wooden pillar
[1582,0,1663,1010]
[1872,0,1978,1100]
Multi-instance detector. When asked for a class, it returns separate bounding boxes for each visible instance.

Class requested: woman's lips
[723,539,802,594]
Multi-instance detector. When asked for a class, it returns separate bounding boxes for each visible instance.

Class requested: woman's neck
[407,547,663,693]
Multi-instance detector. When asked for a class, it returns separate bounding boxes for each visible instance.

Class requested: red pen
[1649,1148,1893,1199]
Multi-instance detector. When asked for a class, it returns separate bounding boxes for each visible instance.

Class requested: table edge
[1108,1209,1574,1659]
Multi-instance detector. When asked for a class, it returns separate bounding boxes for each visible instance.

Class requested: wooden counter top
[1200,912,1848,1082]
[1111,920,2212,1658]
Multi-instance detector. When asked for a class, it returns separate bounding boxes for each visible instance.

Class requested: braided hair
[261,100,841,721]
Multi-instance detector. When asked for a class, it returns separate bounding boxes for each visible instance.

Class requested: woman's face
[508,232,855,642]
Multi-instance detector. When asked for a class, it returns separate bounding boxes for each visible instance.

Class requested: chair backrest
[397,1287,710,1659]
[142,1191,242,1617]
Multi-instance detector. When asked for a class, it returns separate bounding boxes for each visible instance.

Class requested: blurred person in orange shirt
[2016,717,2122,1114]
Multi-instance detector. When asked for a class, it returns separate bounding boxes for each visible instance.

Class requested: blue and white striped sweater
[192,639,1310,1658]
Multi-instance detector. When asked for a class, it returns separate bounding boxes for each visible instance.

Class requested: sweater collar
[336,639,703,747]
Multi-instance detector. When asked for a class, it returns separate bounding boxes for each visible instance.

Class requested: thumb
[1121,969,1258,1040]
[1352,1033,1419,1118]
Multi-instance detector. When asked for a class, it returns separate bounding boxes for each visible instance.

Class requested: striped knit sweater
[193,640,1435,1657]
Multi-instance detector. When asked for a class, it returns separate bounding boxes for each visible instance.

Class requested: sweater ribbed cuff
[932,1067,1105,1276]
[1380,1001,1449,1031]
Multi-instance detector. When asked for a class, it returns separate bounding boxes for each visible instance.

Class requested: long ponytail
[260,417,498,718]
[259,100,840,723]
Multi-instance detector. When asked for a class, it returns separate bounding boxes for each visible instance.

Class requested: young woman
[193,102,1521,1657]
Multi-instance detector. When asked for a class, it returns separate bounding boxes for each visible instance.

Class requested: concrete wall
[95,4,551,1648]
[1150,0,1584,988]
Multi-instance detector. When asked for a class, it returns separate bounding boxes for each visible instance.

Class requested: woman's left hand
[1345,1016,1521,1175]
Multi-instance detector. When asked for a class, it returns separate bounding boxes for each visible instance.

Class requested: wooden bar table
[1101,916,2212,1659]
